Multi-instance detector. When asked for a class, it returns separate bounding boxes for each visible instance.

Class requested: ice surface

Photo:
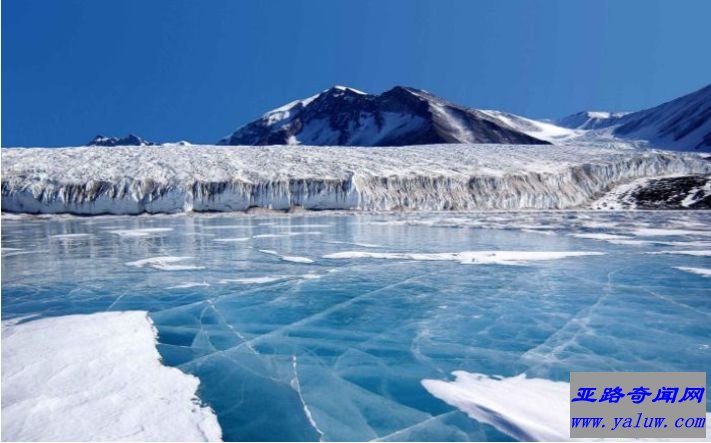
[2,211,710,441]
[1,311,221,441]
[3,144,711,214]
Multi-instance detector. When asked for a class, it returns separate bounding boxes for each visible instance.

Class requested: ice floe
[1,312,221,441]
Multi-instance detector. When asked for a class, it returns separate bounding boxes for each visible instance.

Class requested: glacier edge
[2,144,710,215]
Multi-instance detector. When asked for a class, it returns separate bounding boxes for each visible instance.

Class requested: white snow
[422,371,711,442]
[590,177,655,210]
[258,249,314,264]
[219,276,287,284]
[632,228,711,237]
[675,267,711,278]
[109,228,174,237]
[48,233,91,239]
[480,110,583,143]
[3,144,709,215]
[422,372,569,441]
[681,179,711,207]
[570,233,633,240]
[212,237,251,242]
[646,250,711,257]
[1,312,221,442]
[125,256,205,271]
[167,282,211,289]
[323,250,604,265]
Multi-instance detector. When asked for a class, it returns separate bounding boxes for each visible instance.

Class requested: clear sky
[2,0,710,146]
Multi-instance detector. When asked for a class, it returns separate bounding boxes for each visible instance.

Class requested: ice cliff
[2,144,710,215]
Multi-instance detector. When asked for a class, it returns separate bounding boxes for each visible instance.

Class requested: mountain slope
[557,84,711,150]
[555,111,630,130]
[220,86,550,146]
[612,84,711,150]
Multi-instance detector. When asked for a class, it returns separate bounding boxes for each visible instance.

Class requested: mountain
[556,111,630,130]
[612,84,711,150]
[219,86,550,146]
[557,84,711,150]
[87,134,155,147]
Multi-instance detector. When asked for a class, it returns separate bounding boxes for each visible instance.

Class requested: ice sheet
[3,211,710,442]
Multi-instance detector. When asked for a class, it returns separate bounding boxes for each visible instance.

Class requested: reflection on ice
[2,211,710,441]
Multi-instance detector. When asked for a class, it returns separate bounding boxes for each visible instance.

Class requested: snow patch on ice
[632,228,711,237]
[422,371,711,442]
[422,371,569,441]
[212,237,251,243]
[167,282,211,289]
[48,233,91,240]
[323,250,604,265]
[219,276,288,285]
[571,233,633,241]
[258,249,315,264]
[126,256,205,271]
[647,250,711,257]
[675,267,711,278]
[109,227,173,238]
[1,311,221,442]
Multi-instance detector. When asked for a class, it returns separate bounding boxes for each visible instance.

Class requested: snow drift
[2,144,710,215]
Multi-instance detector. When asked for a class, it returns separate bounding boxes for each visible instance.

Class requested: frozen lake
[2,211,710,441]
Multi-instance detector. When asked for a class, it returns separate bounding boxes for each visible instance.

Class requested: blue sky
[3,0,710,146]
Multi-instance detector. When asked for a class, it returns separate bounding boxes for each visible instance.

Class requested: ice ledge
[2,144,710,215]
[1,311,222,442]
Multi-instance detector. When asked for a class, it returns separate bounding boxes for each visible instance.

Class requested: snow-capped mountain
[557,84,711,150]
[556,111,630,130]
[87,134,155,146]
[219,86,550,146]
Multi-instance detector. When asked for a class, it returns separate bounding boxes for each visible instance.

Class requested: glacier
[2,144,711,215]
